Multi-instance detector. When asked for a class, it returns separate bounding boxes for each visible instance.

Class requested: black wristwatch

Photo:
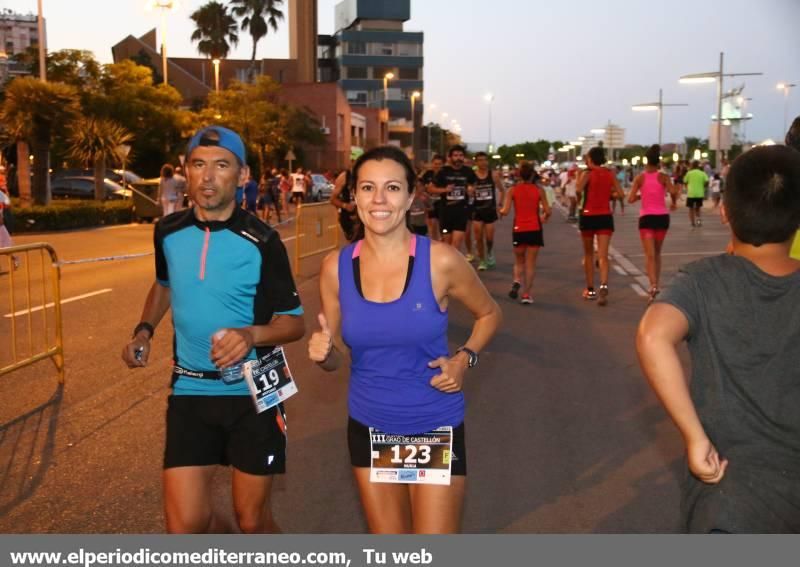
[132,322,155,340]
[456,346,479,368]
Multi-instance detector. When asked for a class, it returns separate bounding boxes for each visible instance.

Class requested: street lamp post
[410,91,421,159]
[146,0,178,86]
[679,52,762,169]
[37,0,46,82]
[440,112,448,154]
[212,58,221,93]
[631,88,688,146]
[777,82,797,136]
[383,72,394,110]
[484,93,494,152]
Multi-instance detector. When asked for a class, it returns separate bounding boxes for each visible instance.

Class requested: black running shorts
[440,202,469,234]
[686,197,704,209]
[512,230,544,248]
[472,206,499,224]
[347,417,467,476]
[164,396,287,475]
[639,214,670,230]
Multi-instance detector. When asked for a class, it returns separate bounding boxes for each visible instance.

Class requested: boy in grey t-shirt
[636,145,800,533]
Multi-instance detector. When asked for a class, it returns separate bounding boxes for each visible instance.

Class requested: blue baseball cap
[186,125,246,165]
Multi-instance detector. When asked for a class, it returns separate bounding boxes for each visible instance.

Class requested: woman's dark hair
[786,115,800,151]
[724,145,800,246]
[645,144,661,166]
[431,154,445,162]
[160,164,174,178]
[352,145,417,194]
[518,161,535,182]
[588,146,606,165]
[474,151,489,160]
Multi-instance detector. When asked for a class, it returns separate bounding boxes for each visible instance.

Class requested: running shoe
[509,281,521,299]
[598,284,609,306]
[465,253,475,263]
[696,218,702,227]
[487,253,496,268]
[477,260,489,271]
[583,288,597,301]
[520,294,533,304]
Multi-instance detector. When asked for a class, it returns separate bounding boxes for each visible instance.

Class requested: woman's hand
[308,313,333,363]
[428,353,469,393]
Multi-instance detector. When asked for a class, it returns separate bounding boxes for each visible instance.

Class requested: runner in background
[683,161,708,227]
[432,145,477,255]
[471,152,504,271]
[562,165,579,222]
[627,144,678,303]
[784,115,800,261]
[612,165,626,215]
[576,146,623,306]
[419,154,444,240]
[331,159,360,242]
[308,146,501,533]
[499,162,551,304]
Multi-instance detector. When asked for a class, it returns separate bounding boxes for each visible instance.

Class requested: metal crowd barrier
[0,243,65,383]
[293,202,340,276]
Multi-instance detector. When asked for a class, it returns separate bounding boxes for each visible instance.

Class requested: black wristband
[133,322,154,340]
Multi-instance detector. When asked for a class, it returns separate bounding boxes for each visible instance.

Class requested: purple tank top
[640,171,669,216]
[339,235,464,434]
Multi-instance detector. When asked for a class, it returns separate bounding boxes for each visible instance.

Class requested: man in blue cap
[122,126,305,533]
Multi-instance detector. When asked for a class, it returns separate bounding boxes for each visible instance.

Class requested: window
[346,66,367,79]
[397,42,420,57]
[347,41,366,55]
[380,43,394,56]
[347,91,368,104]
[373,67,394,80]
[398,67,419,80]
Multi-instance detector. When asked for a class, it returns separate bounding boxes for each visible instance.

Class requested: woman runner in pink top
[628,145,679,302]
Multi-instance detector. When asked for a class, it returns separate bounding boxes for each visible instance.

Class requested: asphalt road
[0,199,731,533]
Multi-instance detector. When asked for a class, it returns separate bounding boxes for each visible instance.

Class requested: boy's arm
[636,303,728,484]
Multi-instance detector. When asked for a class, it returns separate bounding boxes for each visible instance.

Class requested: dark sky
[5,0,799,145]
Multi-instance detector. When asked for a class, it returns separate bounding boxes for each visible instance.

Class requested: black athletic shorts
[639,214,671,230]
[440,202,468,234]
[164,396,287,475]
[512,230,544,248]
[427,200,442,220]
[472,206,498,224]
[578,214,615,232]
[347,417,467,476]
[686,197,704,209]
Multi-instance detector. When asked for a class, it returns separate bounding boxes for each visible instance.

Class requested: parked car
[310,174,334,201]
[51,176,131,200]
[53,168,143,188]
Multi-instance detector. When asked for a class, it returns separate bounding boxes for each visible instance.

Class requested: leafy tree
[0,77,79,205]
[200,76,323,175]
[229,0,284,78]
[67,118,133,200]
[191,1,239,60]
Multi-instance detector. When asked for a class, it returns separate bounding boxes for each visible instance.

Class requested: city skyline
[1,0,798,147]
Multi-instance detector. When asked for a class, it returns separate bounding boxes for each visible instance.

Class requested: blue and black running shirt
[154,207,303,395]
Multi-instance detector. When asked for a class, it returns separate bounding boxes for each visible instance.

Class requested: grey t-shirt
[658,254,800,533]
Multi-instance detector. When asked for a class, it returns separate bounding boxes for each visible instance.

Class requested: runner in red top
[576,147,623,305]
[499,162,551,304]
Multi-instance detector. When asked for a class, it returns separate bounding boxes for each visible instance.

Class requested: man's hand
[308,313,333,363]
[211,328,254,369]
[428,353,468,393]
[687,437,728,484]
[122,332,151,368]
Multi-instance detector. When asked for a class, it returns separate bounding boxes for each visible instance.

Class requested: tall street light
[146,0,179,86]
[212,58,221,93]
[631,88,688,146]
[777,82,796,135]
[679,52,762,169]
[410,91,421,159]
[440,112,448,154]
[484,93,494,152]
[426,103,437,161]
[383,72,394,110]
[37,0,46,82]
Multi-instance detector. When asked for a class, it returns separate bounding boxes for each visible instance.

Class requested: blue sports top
[339,235,464,434]
[154,207,303,396]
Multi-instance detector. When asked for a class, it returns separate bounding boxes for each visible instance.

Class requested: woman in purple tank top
[307,146,501,533]
[628,145,679,302]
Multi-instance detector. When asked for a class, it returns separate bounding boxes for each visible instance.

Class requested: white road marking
[635,275,651,289]
[630,283,649,297]
[613,265,627,276]
[4,288,113,318]
[628,251,722,257]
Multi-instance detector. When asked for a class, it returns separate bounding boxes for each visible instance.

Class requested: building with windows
[0,9,45,81]
[325,0,424,156]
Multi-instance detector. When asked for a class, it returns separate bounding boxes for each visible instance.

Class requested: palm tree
[0,77,79,206]
[229,0,284,78]
[67,118,133,201]
[191,1,239,60]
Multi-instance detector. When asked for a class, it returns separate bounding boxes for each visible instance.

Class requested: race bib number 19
[243,347,298,414]
[369,427,453,485]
